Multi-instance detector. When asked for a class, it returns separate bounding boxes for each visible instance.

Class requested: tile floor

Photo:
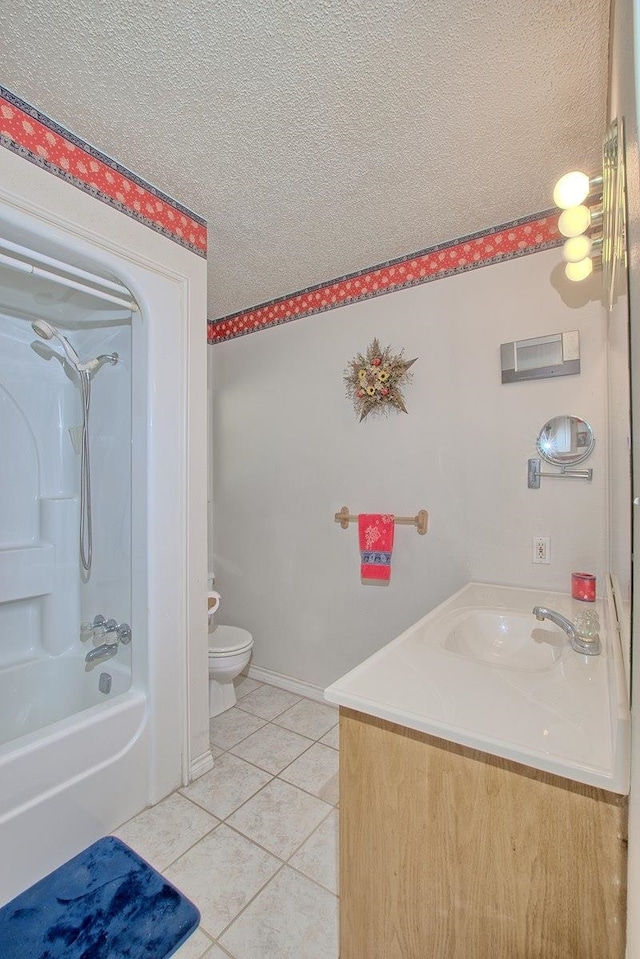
[114,676,340,959]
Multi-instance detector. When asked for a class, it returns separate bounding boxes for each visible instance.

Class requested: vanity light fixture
[553,118,627,309]
[553,170,601,209]
[557,204,601,238]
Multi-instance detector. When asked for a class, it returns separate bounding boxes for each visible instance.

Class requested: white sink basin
[442,609,563,670]
[325,581,630,794]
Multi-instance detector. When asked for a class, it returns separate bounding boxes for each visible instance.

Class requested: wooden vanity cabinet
[339,707,628,959]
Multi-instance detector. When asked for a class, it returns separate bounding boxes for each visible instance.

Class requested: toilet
[208,623,254,717]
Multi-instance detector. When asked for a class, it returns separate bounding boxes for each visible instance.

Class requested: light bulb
[565,257,593,282]
[558,205,591,237]
[553,171,590,209]
[563,235,592,263]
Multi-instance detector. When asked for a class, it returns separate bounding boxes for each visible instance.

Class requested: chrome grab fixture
[84,614,132,664]
[532,606,601,656]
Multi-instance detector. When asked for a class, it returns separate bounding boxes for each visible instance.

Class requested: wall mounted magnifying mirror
[528,416,595,488]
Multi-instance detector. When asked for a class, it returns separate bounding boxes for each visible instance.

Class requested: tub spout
[532,606,601,656]
[85,643,118,664]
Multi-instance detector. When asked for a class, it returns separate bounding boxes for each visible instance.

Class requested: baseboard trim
[246,665,326,703]
[189,749,215,782]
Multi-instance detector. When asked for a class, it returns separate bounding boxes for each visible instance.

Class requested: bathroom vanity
[325,582,630,959]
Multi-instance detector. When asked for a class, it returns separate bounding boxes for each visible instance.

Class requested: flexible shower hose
[79,369,92,572]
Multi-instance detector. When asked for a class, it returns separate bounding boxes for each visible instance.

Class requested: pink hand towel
[358,514,395,583]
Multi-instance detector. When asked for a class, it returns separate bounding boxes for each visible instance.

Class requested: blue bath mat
[0,836,200,958]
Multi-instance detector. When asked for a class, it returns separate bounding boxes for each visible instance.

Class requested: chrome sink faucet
[532,606,601,656]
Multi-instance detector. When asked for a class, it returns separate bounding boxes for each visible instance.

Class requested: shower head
[31,319,55,340]
[31,320,82,368]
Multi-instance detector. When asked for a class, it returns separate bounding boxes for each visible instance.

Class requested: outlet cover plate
[532,536,551,564]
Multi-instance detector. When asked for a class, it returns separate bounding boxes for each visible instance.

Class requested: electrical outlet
[532,536,551,564]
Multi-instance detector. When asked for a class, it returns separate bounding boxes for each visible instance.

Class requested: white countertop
[324,581,630,793]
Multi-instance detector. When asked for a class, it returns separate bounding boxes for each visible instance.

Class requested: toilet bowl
[208,624,254,717]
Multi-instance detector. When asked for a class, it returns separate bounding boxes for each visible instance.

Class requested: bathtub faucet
[532,606,601,656]
[85,643,118,664]
[84,615,132,665]
[90,615,132,645]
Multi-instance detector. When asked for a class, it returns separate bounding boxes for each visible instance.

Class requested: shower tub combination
[0,205,192,904]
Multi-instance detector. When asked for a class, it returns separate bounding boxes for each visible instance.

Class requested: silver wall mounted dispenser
[501,330,580,384]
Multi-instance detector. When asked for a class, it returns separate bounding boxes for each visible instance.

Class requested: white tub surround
[0,142,209,903]
[325,579,630,794]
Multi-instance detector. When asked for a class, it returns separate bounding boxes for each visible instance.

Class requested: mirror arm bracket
[528,458,593,489]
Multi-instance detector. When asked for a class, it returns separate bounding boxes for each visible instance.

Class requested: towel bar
[334,507,428,535]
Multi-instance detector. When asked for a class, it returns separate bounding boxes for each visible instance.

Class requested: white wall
[210,247,608,688]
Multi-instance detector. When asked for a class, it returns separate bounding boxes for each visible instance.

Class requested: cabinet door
[339,708,627,959]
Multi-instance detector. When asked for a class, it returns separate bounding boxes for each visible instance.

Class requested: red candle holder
[571,572,596,602]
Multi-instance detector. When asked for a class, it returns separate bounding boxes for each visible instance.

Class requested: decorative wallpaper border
[208,212,560,344]
[0,86,207,258]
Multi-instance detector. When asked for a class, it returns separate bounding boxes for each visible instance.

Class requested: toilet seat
[208,625,253,656]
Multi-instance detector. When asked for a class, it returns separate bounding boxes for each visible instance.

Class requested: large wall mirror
[606,120,632,687]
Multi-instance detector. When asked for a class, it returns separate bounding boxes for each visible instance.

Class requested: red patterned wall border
[208,212,560,344]
[0,87,207,257]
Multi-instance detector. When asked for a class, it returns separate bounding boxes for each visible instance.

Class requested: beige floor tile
[180,753,272,820]
[165,825,280,939]
[234,675,262,700]
[278,742,339,804]
[236,683,302,721]
[113,792,218,871]
[172,927,215,958]
[274,699,338,740]
[319,724,339,749]
[289,809,338,894]
[227,779,332,860]
[209,706,267,750]
[230,723,313,775]
[203,946,235,959]
[219,866,338,959]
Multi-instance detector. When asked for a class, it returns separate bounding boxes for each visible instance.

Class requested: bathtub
[0,653,149,905]
[0,654,133,746]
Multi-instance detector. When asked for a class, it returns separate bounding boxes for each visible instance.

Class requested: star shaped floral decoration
[344,338,417,422]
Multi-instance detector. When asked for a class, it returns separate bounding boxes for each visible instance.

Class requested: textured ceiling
[2,0,610,319]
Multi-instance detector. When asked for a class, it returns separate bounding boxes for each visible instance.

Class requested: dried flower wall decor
[344,338,417,422]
